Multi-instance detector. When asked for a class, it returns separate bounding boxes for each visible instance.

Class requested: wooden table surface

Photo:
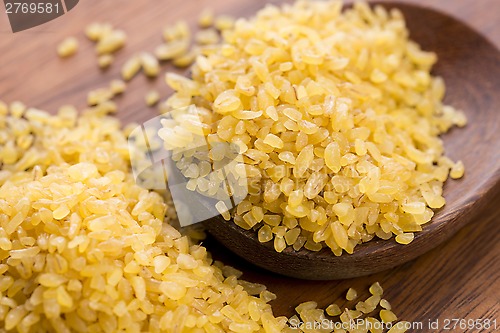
[0,1,498,332]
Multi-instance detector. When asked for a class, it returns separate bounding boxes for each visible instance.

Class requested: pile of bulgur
[160,1,466,254]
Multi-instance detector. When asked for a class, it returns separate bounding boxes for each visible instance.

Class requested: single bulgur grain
[57,37,78,58]
[380,309,398,323]
[198,8,215,28]
[395,233,415,245]
[97,54,114,69]
[450,160,465,179]
[121,55,142,81]
[109,79,126,95]
[380,298,392,310]
[326,303,342,316]
[145,90,160,106]
[141,52,160,77]
[370,282,384,296]
[346,288,358,301]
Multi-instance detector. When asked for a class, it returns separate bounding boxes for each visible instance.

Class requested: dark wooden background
[0,1,498,332]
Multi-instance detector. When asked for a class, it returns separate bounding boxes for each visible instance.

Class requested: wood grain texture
[205,1,500,280]
[0,1,498,332]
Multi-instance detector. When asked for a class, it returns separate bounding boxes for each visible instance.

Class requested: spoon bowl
[201,2,500,280]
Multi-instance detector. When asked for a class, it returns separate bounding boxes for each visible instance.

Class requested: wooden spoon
[197,2,500,280]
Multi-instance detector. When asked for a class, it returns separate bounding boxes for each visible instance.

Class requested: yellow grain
[145,90,160,107]
[57,37,78,58]
[198,8,214,28]
[121,55,142,81]
[97,54,114,69]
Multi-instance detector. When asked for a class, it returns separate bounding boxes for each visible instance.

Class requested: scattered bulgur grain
[85,22,103,41]
[370,282,384,296]
[291,283,408,332]
[380,298,392,310]
[109,79,126,95]
[326,303,342,316]
[380,309,398,323]
[141,52,160,77]
[145,90,160,106]
[346,288,358,301]
[450,160,465,179]
[198,8,215,28]
[97,54,114,69]
[121,55,142,81]
[57,37,78,58]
